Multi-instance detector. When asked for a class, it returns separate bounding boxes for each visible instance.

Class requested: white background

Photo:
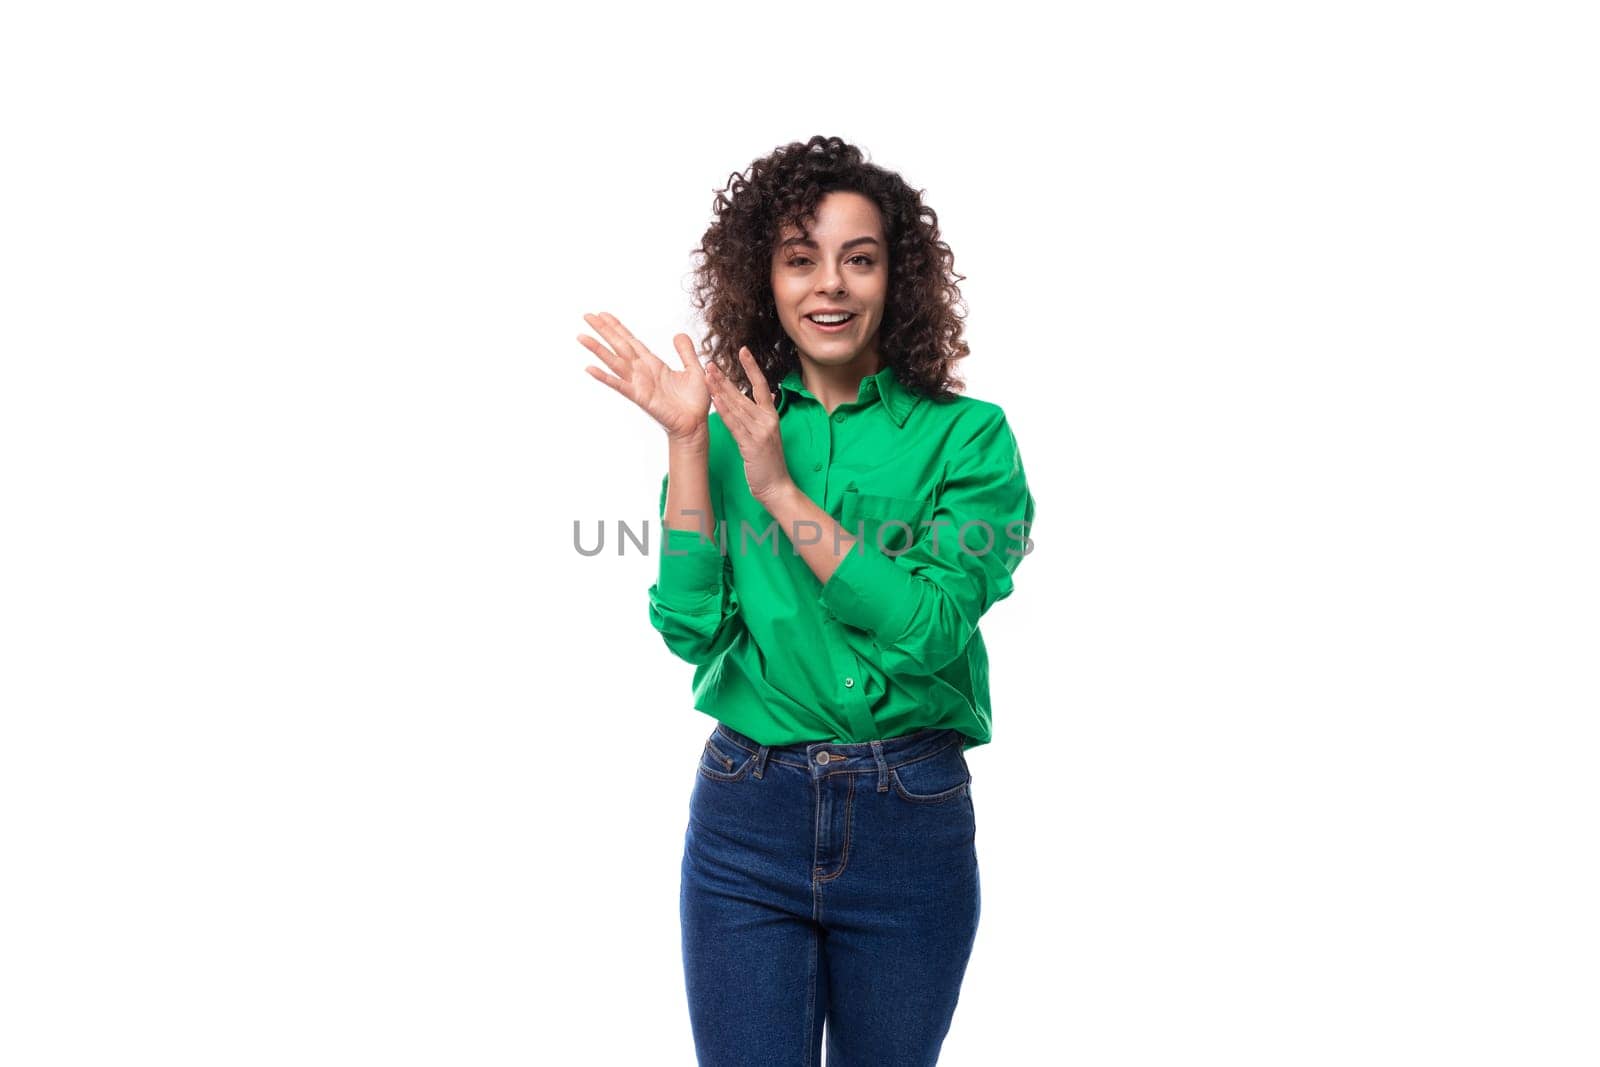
[3,2,1596,1064]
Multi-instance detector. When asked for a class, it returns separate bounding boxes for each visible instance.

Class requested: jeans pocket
[697,733,755,782]
[888,736,971,804]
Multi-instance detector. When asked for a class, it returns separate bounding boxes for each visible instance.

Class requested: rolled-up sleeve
[819,411,1035,676]
[647,472,745,665]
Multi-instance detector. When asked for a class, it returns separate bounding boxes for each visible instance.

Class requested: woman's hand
[580,311,710,442]
[705,346,794,504]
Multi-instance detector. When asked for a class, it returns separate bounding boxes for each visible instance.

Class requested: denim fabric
[680,722,981,1066]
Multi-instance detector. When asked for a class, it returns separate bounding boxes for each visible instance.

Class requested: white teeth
[809,313,853,324]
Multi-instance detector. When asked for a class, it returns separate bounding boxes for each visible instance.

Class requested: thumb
[672,334,707,379]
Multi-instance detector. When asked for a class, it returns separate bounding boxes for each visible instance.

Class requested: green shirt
[647,361,1036,750]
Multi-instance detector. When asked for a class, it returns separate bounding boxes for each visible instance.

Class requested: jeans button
[816,752,831,765]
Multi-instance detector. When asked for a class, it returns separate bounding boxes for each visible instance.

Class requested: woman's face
[770,190,889,372]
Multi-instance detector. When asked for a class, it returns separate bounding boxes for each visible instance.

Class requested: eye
[786,255,875,267]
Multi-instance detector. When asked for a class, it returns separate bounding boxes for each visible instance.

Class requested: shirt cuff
[655,525,726,605]
[817,541,917,640]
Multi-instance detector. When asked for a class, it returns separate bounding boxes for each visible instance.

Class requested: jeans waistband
[712,722,967,783]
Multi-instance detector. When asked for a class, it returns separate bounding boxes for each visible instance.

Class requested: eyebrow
[781,236,882,251]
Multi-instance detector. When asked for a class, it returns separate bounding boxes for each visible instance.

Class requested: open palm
[580,312,710,440]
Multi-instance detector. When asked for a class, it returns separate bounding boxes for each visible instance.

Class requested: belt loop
[871,739,888,793]
[754,744,770,779]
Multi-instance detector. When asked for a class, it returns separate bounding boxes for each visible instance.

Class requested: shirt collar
[774,362,921,427]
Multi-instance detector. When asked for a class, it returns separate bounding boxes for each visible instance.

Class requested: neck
[800,351,882,415]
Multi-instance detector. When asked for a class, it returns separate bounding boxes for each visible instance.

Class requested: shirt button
[844,677,855,688]
[813,462,822,471]
[816,751,831,765]
[833,413,845,423]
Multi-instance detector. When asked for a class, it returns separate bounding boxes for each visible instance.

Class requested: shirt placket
[814,399,880,742]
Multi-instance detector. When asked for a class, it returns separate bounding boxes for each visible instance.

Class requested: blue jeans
[680,722,981,1066]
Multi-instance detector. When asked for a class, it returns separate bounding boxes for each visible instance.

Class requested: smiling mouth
[806,314,856,328]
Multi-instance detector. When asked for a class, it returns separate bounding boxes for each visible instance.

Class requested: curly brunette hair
[689,135,970,404]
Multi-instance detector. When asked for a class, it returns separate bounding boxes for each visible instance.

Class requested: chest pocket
[841,489,934,556]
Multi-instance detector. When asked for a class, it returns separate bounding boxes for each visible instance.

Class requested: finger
[600,311,638,341]
[738,346,773,408]
[578,315,623,366]
[582,313,635,368]
[584,364,635,401]
[705,361,750,434]
[578,332,631,380]
[704,359,730,410]
[599,312,667,370]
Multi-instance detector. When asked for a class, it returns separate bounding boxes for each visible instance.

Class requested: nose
[816,265,845,296]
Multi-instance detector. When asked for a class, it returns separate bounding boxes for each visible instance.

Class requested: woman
[579,135,1035,1066]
